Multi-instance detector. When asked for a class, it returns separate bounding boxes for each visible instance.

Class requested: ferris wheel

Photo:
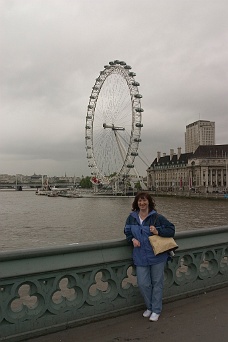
[85,60,143,188]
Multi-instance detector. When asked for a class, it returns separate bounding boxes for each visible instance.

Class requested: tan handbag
[149,235,178,255]
[148,214,178,255]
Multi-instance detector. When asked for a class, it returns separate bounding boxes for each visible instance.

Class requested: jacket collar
[130,209,157,223]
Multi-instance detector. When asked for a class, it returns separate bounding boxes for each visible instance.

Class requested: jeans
[136,262,166,314]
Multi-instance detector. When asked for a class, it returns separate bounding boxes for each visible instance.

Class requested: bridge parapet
[0,227,227,342]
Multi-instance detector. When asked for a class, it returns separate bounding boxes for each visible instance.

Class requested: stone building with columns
[147,145,228,193]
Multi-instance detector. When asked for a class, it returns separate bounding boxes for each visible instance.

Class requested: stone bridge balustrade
[0,226,227,342]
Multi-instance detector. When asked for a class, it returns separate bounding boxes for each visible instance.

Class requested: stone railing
[0,226,228,342]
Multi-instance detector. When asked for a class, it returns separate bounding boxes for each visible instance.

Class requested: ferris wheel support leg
[133,166,148,190]
[93,184,99,193]
[114,131,126,163]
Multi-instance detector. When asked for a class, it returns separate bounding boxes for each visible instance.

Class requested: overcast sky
[0,0,227,177]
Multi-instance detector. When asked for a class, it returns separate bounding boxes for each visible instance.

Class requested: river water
[0,190,228,251]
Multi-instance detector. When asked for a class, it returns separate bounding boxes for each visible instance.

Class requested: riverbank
[150,191,228,201]
[82,189,228,201]
[1,187,228,201]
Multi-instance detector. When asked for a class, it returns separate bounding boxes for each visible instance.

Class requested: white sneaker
[149,312,160,321]
[169,250,175,257]
[143,309,152,318]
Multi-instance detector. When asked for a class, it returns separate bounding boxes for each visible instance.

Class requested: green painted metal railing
[0,226,228,342]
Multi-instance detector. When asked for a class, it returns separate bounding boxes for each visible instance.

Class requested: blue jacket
[124,210,175,266]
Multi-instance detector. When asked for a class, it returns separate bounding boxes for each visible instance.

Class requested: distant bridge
[0,181,77,189]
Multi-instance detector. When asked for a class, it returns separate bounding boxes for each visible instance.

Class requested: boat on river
[58,189,83,198]
[35,176,53,196]
[35,187,52,196]
[47,191,59,197]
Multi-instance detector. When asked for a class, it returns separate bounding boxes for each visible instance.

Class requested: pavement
[27,286,228,342]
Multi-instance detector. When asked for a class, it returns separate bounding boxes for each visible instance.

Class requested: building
[147,145,228,193]
[185,120,215,153]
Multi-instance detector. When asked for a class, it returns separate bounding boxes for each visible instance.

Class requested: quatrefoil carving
[8,282,44,320]
[176,255,198,284]
[52,277,76,304]
[220,250,228,274]
[89,271,109,296]
[11,283,38,312]
[122,266,137,289]
[199,251,219,278]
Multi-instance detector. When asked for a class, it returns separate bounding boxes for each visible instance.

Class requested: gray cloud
[0,0,227,176]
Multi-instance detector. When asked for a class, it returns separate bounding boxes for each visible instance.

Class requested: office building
[185,120,215,153]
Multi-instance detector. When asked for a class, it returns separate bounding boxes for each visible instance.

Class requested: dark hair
[132,192,156,212]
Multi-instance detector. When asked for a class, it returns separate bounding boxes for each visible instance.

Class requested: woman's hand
[132,238,140,247]
[150,225,158,235]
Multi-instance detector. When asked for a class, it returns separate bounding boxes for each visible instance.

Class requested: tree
[79,176,92,188]
[135,181,142,190]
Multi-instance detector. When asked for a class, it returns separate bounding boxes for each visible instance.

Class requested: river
[0,190,227,251]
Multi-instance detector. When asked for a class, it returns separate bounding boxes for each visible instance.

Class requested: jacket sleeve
[124,215,134,244]
[155,214,175,237]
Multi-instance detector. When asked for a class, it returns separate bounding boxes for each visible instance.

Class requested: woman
[124,192,175,321]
